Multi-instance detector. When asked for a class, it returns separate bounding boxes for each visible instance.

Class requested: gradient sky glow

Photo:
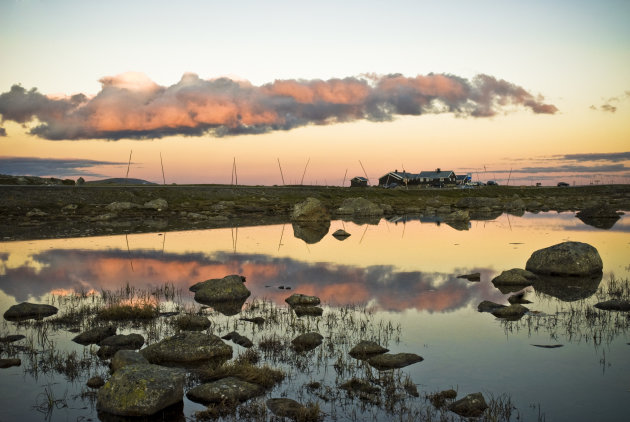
[1,0,629,185]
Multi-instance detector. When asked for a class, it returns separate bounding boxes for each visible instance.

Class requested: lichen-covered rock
[193,275,251,305]
[140,332,232,365]
[285,294,321,307]
[72,326,117,345]
[176,315,211,331]
[367,353,423,370]
[525,241,603,276]
[110,350,149,373]
[448,392,488,417]
[291,197,330,221]
[349,340,389,359]
[491,304,529,320]
[96,364,184,416]
[3,302,58,321]
[186,377,263,404]
[144,198,168,210]
[336,197,384,216]
[491,269,538,286]
[291,332,323,352]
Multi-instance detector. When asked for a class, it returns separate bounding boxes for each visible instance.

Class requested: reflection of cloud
[0,156,126,178]
[0,249,504,312]
[0,72,556,140]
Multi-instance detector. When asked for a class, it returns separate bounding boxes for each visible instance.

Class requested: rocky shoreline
[1,183,628,241]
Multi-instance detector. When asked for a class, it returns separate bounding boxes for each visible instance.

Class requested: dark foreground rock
[97,334,145,359]
[73,326,117,345]
[348,340,389,359]
[366,353,423,370]
[491,304,529,320]
[448,392,488,417]
[193,275,250,315]
[291,332,323,352]
[221,331,254,348]
[97,364,185,417]
[525,241,603,276]
[594,299,630,311]
[267,398,316,419]
[491,269,537,286]
[285,294,321,307]
[186,377,263,404]
[0,358,21,368]
[3,302,58,321]
[140,332,232,365]
[110,350,149,372]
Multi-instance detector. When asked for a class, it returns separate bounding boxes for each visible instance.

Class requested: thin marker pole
[277,158,285,185]
[300,158,310,185]
[342,168,348,187]
[160,152,166,185]
[359,160,369,184]
[125,150,133,184]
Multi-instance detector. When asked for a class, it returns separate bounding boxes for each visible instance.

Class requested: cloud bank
[0,156,126,177]
[0,72,557,140]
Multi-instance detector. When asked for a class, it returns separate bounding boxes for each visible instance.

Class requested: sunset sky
[1,0,629,185]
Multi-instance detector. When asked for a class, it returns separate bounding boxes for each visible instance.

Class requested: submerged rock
[594,299,630,311]
[339,378,380,395]
[186,377,263,404]
[291,332,324,352]
[366,353,423,370]
[491,269,538,286]
[491,304,529,320]
[448,392,488,417]
[348,340,389,359]
[3,302,58,321]
[0,358,21,368]
[72,326,117,345]
[110,350,149,373]
[508,292,532,304]
[97,364,185,417]
[140,332,232,365]
[477,301,506,313]
[291,197,330,221]
[267,398,315,419]
[525,241,603,276]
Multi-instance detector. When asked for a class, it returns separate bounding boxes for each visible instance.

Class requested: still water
[1,212,629,421]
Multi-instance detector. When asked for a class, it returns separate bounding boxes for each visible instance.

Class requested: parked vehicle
[557,182,570,187]
[487,180,499,186]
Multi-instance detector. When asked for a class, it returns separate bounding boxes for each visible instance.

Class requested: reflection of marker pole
[278,224,285,252]
[359,225,368,244]
[125,234,134,271]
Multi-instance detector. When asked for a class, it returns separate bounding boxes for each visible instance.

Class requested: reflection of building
[350,176,368,187]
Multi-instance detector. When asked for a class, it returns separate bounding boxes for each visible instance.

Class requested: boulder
[292,221,330,244]
[285,294,321,307]
[366,353,423,370]
[594,299,630,311]
[576,206,621,230]
[96,364,184,417]
[105,202,140,212]
[193,275,251,311]
[429,389,458,408]
[491,269,537,286]
[72,326,117,345]
[0,358,21,368]
[97,334,145,359]
[186,377,263,404]
[221,331,254,348]
[477,301,506,313]
[457,273,480,282]
[525,241,603,276]
[291,332,324,352]
[336,197,383,216]
[3,302,58,321]
[140,332,232,365]
[175,315,211,331]
[110,350,149,372]
[291,197,330,221]
[348,340,389,359]
[87,376,106,388]
[448,392,488,417]
[293,305,323,317]
[266,398,313,419]
[491,304,529,320]
[332,229,351,239]
[144,198,168,210]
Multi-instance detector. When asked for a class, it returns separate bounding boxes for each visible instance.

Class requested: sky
[0,0,629,185]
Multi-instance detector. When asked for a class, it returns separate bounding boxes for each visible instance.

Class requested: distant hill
[86,178,157,185]
[0,174,75,185]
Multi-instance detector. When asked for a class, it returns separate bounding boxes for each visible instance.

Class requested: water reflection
[532,273,603,301]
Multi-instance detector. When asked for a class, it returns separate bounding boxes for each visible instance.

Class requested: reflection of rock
[525,241,603,276]
[0,359,21,368]
[491,304,529,320]
[291,332,323,352]
[291,197,330,221]
[206,299,249,316]
[187,377,263,404]
[477,301,506,313]
[576,206,621,230]
[73,325,117,345]
[286,294,321,307]
[267,398,314,419]
[332,229,351,240]
[348,340,389,359]
[336,197,384,216]
[221,331,254,348]
[140,332,232,366]
[97,364,185,417]
[457,273,480,282]
[491,269,537,287]
[193,275,251,315]
[594,299,630,311]
[469,208,503,221]
[508,292,532,304]
[3,302,58,321]
[292,221,330,244]
[532,273,603,302]
[293,305,323,317]
[175,315,211,331]
[445,219,470,231]
[366,353,424,370]
[448,392,488,418]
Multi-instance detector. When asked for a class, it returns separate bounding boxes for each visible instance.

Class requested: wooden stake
[506,167,512,186]
[277,158,285,185]
[342,168,348,187]
[300,158,310,185]
[359,160,369,184]
[160,152,166,185]
[125,150,133,184]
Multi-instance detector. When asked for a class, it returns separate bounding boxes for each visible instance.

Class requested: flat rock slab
[367,353,423,370]
[349,340,389,359]
[0,335,26,343]
[176,315,211,331]
[477,301,506,313]
[594,299,630,311]
[293,305,323,317]
[285,294,321,307]
[221,331,254,348]
[73,326,117,345]
[291,332,323,352]
[140,332,232,365]
[111,350,149,372]
[266,398,311,419]
[457,272,480,281]
[491,268,537,286]
[491,304,529,320]
[3,302,58,321]
[525,241,603,276]
[97,364,185,417]
[186,377,263,404]
[448,392,488,418]
[0,358,21,368]
[532,344,563,348]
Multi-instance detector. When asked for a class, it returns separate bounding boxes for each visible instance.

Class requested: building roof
[417,170,455,179]
[351,176,368,181]
[380,171,418,181]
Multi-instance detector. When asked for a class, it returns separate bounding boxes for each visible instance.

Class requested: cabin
[417,168,457,186]
[456,173,472,185]
[378,170,419,187]
[350,176,368,187]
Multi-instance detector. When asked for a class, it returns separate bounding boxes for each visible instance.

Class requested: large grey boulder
[291,197,330,221]
[525,241,603,276]
[3,302,58,321]
[448,392,488,417]
[491,269,538,286]
[72,326,117,345]
[96,364,184,417]
[367,353,423,370]
[336,197,383,216]
[144,198,168,210]
[105,201,140,212]
[186,377,263,404]
[140,332,232,365]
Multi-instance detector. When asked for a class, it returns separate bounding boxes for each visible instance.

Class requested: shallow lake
[1,212,629,421]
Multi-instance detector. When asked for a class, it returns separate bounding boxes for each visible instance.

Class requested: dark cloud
[0,72,557,141]
[492,164,627,174]
[0,156,126,177]
[562,152,630,162]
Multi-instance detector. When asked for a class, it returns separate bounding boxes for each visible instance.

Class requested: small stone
[87,376,105,388]
[477,301,506,313]
[448,392,488,417]
[367,353,423,370]
[594,299,630,311]
[291,332,323,352]
[491,304,529,320]
[349,341,389,359]
[293,305,323,317]
[72,326,117,345]
[221,331,254,348]
[187,377,263,404]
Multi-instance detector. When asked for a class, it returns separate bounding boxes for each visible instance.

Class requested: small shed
[350,176,368,187]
